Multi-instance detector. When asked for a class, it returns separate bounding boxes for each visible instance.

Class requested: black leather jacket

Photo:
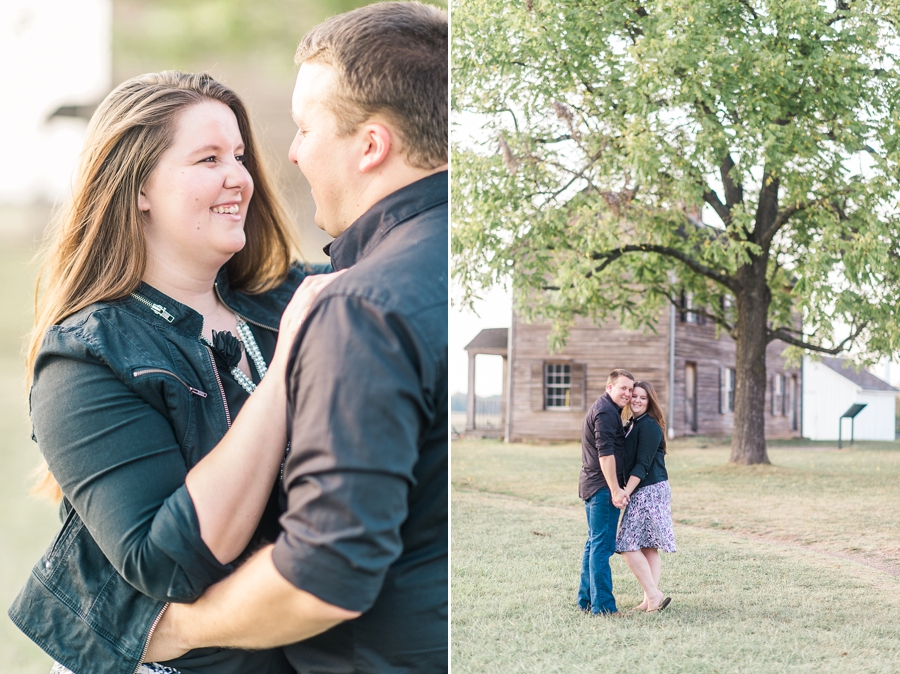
[621,413,669,490]
[8,263,328,674]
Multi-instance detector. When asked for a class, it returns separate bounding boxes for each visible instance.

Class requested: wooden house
[464,306,802,442]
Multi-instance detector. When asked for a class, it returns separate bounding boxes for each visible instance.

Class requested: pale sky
[449,284,511,397]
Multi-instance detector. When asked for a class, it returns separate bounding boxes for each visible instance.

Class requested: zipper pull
[189,387,208,398]
[151,303,175,323]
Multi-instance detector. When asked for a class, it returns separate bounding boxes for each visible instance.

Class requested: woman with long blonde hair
[616,380,676,613]
[10,71,338,674]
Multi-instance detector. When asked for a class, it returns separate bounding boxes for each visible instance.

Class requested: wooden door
[685,362,698,432]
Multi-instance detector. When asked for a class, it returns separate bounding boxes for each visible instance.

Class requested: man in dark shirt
[146,4,448,671]
[576,369,634,616]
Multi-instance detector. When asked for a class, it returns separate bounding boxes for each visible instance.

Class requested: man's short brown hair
[295,1,447,169]
[607,369,635,387]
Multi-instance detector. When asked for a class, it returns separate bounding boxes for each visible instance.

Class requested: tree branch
[737,0,759,21]
[719,154,744,209]
[768,322,867,353]
[826,0,852,26]
[703,188,731,225]
[590,244,737,291]
[769,324,803,337]
[754,167,781,247]
[764,191,850,248]
[497,108,520,133]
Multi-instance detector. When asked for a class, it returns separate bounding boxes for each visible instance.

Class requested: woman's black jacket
[8,263,327,674]
[621,414,668,491]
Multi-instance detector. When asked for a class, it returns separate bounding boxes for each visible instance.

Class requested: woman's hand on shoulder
[270,269,348,370]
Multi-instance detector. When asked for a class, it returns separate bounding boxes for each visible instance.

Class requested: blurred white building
[0,0,111,204]
[802,356,897,441]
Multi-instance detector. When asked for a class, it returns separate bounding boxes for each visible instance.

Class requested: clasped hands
[612,490,629,509]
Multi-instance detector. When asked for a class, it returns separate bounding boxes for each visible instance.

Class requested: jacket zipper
[204,344,232,428]
[135,602,170,674]
[130,293,175,323]
[131,288,245,427]
[132,288,277,332]
[132,369,208,398]
[214,283,279,332]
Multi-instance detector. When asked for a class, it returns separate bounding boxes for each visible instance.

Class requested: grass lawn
[451,439,900,673]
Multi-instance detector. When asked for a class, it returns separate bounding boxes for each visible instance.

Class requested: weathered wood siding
[670,319,801,438]
[509,313,669,442]
[509,310,802,442]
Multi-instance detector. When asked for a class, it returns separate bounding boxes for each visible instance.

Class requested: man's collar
[602,391,623,412]
[324,171,447,270]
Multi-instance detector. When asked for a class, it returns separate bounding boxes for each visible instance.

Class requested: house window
[719,367,735,413]
[680,291,706,325]
[545,363,572,408]
[721,294,734,312]
[772,373,785,416]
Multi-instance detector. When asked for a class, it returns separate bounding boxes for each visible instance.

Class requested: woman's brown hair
[29,71,298,499]
[626,380,668,453]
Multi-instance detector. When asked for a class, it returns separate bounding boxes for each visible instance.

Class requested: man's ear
[358,123,392,173]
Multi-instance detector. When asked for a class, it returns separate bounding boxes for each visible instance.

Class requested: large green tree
[452,0,900,464]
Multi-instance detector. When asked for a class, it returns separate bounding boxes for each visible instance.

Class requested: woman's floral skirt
[615,480,677,553]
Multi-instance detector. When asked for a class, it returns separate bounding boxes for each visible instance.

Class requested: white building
[803,356,897,442]
[1,0,112,204]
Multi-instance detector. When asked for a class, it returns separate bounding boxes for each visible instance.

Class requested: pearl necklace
[202,315,290,484]
[200,316,268,395]
[231,318,268,394]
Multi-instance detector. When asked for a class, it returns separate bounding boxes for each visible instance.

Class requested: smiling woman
[140,101,254,270]
[8,71,340,674]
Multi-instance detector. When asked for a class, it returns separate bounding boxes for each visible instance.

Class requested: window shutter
[571,362,585,410]
[531,362,545,411]
[770,375,775,415]
[782,376,787,416]
[719,366,725,414]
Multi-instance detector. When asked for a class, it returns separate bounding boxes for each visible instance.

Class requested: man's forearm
[598,455,621,495]
[145,545,360,661]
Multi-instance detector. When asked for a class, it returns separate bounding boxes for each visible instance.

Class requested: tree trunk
[730,257,771,465]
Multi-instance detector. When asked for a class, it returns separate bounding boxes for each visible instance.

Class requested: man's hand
[598,455,626,509]
[144,604,190,663]
[143,545,359,662]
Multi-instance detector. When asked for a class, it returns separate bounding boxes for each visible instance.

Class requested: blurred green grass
[0,240,60,674]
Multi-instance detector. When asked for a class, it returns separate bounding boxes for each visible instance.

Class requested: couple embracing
[9,3,447,673]
[577,369,677,616]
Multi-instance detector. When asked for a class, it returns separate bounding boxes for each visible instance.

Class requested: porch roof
[465,328,508,356]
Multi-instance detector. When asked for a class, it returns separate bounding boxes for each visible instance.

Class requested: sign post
[838,403,867,449]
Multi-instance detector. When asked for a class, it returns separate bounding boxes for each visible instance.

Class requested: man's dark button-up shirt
[578,392,625,500]
[273,171,448,673]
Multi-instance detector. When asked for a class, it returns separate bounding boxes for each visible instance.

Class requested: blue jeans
[576,487,620,614]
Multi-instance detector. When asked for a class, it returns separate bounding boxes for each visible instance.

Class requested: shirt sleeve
[594,406,619,457]
[273,295,429,613]
[630,420,663,482]
[30,330,231,603]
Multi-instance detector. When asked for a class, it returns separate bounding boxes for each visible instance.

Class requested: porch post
[466,353,476,431]
[500,356,508,429]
